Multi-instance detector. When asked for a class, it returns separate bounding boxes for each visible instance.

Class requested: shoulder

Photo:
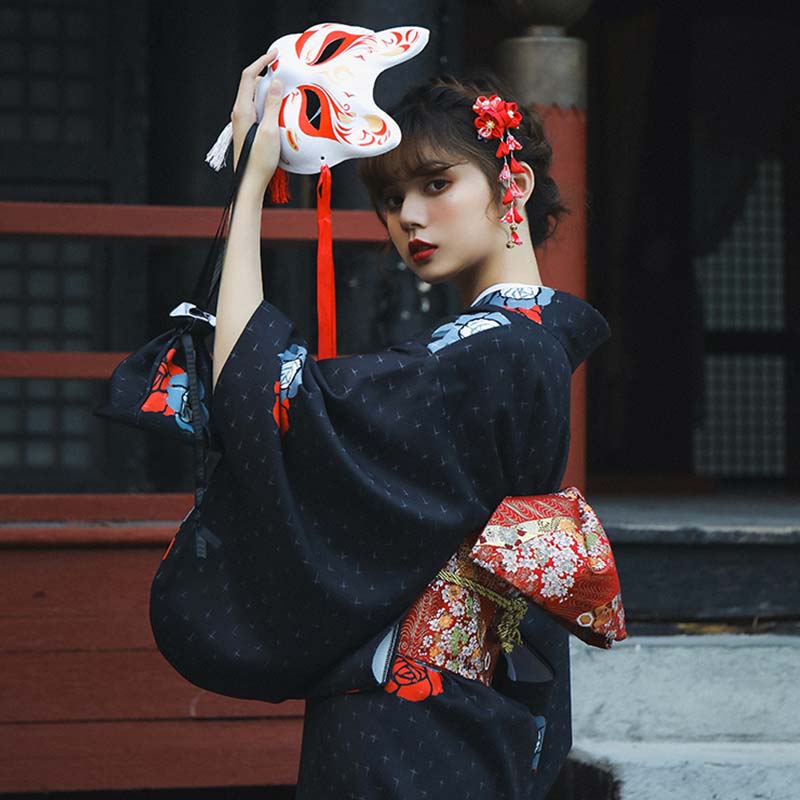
[422,305,569,368]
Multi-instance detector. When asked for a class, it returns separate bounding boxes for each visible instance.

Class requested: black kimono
[150,281,611,799]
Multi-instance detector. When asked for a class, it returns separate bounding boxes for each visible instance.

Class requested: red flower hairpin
[473,94,525,247]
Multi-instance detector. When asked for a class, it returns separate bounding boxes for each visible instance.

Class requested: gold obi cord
[435,568,529,653]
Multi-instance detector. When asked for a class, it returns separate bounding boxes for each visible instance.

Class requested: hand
[230,47,283,189]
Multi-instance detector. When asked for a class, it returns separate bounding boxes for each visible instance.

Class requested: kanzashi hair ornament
[472,94,525,248]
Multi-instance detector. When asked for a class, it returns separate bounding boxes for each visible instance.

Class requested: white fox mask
[206,22,429,174]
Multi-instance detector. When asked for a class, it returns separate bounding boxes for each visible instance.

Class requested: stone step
[563,634,799,799]
[569,740,800,800]
[570,634,799,741]
[591,493,800,538]
[589,493,800,619]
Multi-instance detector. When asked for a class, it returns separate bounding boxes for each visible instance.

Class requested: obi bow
[465,486,628,650]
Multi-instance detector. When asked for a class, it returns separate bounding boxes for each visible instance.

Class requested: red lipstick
[409,239,437,263]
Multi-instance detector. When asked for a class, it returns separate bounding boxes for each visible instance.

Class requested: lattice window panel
[0,1,95,146]
[694,158,784,331]
[0,1,141,480]
[692,155,787,477]
[0,238,98,470]
[693,354,786,478]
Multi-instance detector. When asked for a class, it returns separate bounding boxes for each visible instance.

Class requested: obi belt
[393,486,628,687]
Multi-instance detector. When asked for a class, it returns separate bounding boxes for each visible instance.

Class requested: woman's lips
[409,241,438,263]
[411,247,437,263]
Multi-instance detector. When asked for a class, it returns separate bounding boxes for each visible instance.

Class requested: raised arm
[212,49,283,391]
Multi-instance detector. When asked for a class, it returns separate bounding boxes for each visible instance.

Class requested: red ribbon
[315,163,336,359]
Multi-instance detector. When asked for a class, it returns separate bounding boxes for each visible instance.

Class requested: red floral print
[141,347,183,416]
[508,305,543,324]
[383,654,444,702]
[272,379,291,435]
[466,487,628,650]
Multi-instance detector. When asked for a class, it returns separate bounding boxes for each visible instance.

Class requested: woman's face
[381,154,507,285]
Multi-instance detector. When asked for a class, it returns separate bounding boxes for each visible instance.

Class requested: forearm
[212,173,268,391]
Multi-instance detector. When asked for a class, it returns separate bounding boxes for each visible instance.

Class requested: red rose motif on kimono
[508,305,543,325]
[141,346,184,416]
[272,380,291,435]
[383,654,443,702]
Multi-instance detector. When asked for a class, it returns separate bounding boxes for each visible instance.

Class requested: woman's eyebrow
[378,160,464,198]
[412,161,459,177]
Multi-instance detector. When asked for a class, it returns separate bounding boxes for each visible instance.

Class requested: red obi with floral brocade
[393,532,518,687]
[467,486,628,649]
[387,486,628,695]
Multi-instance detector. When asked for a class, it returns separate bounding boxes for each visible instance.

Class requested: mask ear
[373,27,430,67]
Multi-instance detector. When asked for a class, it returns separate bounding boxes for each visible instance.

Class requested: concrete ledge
[567,635,800,799]
[590,494,800,540]
[570,634,800,741]
[570,740,800,800]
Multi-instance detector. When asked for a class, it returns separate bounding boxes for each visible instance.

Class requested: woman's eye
[426,178,449,193]
[383,195,402,211]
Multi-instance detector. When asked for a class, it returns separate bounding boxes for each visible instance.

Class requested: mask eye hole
[302,88,322,130]
[313,37,346,65]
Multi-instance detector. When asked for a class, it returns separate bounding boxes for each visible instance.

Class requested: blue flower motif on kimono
[531,714,547,771]
[278,343,307,399]
[476,285,555,325]
[140,345,209,434]
[169,373,210,434]
[425,311,511,354]
[273,343,307,436]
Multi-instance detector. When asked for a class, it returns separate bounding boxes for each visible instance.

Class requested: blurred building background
[1,0,797,495]
[1,1,798,798]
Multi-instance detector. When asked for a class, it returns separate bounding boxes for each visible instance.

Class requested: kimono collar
[469,282,611,371]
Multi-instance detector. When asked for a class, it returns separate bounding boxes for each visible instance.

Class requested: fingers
[265,78,283,107]
[232,47,278,123]
[233,47,278,110]
[258,78,283,132]
[239,47,278,86]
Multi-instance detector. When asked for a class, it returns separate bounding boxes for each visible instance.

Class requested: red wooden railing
[0,201,385,793]
[0,200,386,381]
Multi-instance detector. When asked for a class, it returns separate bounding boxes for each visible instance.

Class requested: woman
[206,50,612,799]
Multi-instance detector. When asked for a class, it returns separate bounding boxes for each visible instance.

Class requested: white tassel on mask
[205,122,234,171]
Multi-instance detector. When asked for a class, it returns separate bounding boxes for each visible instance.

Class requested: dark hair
[358,73,570,247]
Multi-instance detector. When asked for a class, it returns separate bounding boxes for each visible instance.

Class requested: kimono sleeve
[210,299,571,513]
[194,298,573,700]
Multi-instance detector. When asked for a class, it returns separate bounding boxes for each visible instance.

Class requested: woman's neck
[452,234,543,307]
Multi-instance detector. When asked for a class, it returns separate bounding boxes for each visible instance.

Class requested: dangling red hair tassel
[268,166,291,204]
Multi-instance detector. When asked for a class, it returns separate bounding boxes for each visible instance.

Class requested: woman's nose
[398,191,427,231]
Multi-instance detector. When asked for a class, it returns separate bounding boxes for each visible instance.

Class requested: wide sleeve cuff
[209,299,300,457]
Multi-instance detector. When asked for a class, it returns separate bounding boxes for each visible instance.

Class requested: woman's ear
[514,160,536,206]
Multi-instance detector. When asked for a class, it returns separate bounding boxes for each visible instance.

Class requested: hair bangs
[358,110,466,216]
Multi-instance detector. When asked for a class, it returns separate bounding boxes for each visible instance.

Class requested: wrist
[237,170,271,203]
